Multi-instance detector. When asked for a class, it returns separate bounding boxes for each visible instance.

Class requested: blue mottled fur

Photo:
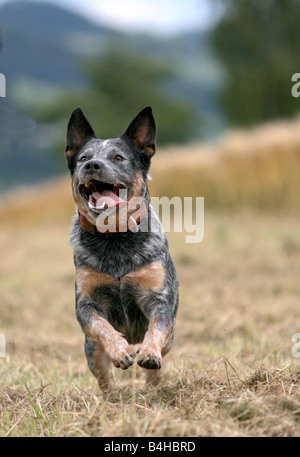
[65,106,179,390]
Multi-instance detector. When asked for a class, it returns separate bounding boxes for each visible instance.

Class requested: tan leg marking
[91,343,111,394]
[122,261,165,293]
[137,318,173,370]
[83,313,135,370]
[76,266,118,299]
[145,369,161,386]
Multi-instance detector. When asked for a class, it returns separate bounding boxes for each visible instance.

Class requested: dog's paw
[112,352,135,370]
[104,333,136,370]
[111,344,136,370]
[137,348,161,370]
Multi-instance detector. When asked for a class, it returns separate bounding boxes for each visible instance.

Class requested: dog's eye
[79,156,87,163]
[114,155,124,162]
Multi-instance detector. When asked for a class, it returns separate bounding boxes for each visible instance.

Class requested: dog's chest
[76,260,164,297]
[75,261,165,343]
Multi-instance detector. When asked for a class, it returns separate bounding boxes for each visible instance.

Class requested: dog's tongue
[93,190,127,209]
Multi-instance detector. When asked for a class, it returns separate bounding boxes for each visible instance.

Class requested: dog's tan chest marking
[76,266,118,299]
[122,261,165,293]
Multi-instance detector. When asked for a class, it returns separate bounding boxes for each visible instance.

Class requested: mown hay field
[0,118,300,437]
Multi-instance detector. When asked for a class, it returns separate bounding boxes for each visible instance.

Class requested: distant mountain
[0,0,224,192]
[0,0,121,85]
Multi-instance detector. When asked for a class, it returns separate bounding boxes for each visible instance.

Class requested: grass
[1,208,300,437]
[1,117,300,436]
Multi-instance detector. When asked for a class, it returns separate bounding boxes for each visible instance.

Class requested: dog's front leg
[75,267,136,377]
[78,306,136,392]
[80,309,136,370]
[78,303,135,394]
[137,316,174,372]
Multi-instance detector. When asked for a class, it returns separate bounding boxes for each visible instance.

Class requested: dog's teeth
[96,201,106,210]
[88,201,95,209]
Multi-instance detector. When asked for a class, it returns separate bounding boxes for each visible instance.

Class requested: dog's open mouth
[79,179,128,213]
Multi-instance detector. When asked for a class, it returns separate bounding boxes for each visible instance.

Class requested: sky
[0,0,219,36]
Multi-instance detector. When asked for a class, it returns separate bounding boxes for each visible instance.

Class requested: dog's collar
[79,200,148,235]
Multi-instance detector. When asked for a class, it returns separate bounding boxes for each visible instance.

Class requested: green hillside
[0,0,223,192]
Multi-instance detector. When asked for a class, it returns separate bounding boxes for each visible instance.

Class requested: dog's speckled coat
[65,106,179,392]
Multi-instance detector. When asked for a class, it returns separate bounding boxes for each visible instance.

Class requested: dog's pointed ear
[123,106,156,158]
[65,107,95,158]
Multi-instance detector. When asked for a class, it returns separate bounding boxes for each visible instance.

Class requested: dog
[65,106,179,392]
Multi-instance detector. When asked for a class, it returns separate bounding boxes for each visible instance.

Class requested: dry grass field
[1,118,300,437]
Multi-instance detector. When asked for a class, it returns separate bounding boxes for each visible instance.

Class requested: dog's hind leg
[144,369,161,386]
[85,336,111,394]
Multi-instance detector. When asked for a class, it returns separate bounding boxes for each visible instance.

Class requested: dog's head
[65,106,156,227]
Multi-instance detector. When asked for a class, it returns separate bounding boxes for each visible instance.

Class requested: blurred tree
[212,0,300,126]
[36,45,197,151]
[80,45,196,144]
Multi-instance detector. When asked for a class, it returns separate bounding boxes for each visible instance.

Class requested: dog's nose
[83,160,102,172]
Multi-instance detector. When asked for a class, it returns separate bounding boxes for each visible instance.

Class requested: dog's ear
[123,106,156,158]
[65,107,95,158]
